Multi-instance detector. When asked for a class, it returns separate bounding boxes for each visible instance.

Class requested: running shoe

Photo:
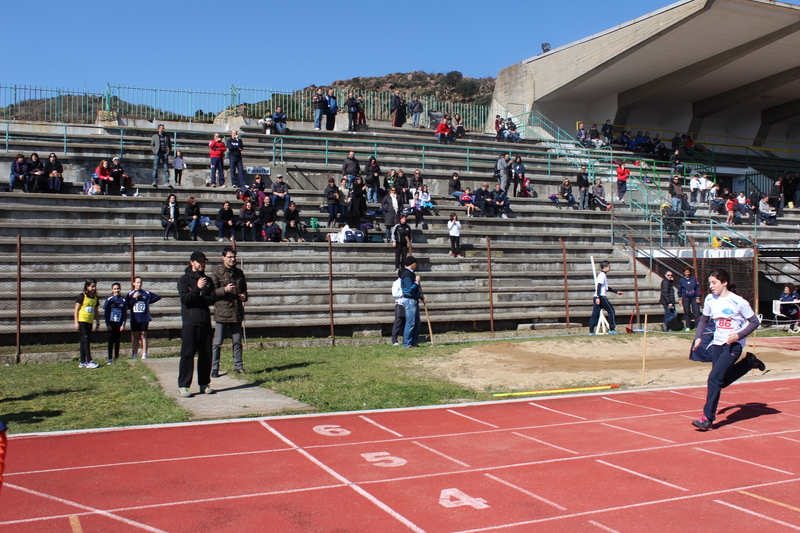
[692,415,713,430]
[179,387,192,398]
[745,352,766,372]
[200,385,215,395]
[608,330,620,335]
[78,362,87,368]
[85,361,100,369]
[107,360,113,365]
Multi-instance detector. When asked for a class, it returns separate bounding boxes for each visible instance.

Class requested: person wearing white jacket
[447,213,463,258]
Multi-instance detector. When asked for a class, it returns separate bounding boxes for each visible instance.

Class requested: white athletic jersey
[593,271,609,297]
[702,292,755,347]
[689,177,700,191]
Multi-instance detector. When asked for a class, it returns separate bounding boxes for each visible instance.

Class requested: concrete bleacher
[1,118,797,346]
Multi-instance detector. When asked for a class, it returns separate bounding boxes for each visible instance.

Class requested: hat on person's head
[190,251,207,262]
[399,213,407,219]
[404,256,417,266]
[112,156,120,161]
[328,177,335,182]
[276,174,283,179]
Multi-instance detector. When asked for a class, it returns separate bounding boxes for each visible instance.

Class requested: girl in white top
[691,269,764,430]
[447,213,462,258]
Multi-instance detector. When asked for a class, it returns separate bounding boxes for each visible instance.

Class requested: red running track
[1,377,799,532]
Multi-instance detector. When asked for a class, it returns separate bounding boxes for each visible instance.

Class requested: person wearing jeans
[660,270,677,332]
[150,124,172,187]
[400,256,424,348]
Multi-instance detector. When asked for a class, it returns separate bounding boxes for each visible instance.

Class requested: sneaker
[393,342,399,346]
[457,254,464,258]
[218,238,224,242]
[608,330,620,335]
[85,361,100,369]
[684,327,691,332]
[152,182,158,189]
[451,254,456,258]
[78,362,87,368]
[200,385,215,394]
[211,370,220,378]
[692,415,713,430]
[588,332,596,336]
[141,354,148,359]
[662,324,668,332]
[501,214,508,219]
[745,352,766,372]
[107,360,113,365]
[179,387,192,398]
[234,368,244,374]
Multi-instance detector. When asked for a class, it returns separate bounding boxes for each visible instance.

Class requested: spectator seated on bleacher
[617,131,632,150]
[587,125,604,148]
[560,179,578,209]
[273,106,288,135]
[602,119,614,145]
[283,202,305,242]
[491,184,510,218]
[237,200,262,242]
[271,174,290,210]
[419,185,439,216]
[779,284,800,330]
[29,153,46,193]
[452,113,465,139]
[9,153,30,192]
[435,119,453,144]
[448,172,464,203]
[505,119,521,143]
[708,185,726,215]
[460,188,475,217]
[259,196,279,237]
[576,122,592,148]
[474,182,491,217]
[591,179,611,210]
[110,157,130,196]
[260,109,274,134]
[496,118,507,142]
[94,159,113,195]
[758,195,778,225]
[44,153,64,193]
[215,201,236,242]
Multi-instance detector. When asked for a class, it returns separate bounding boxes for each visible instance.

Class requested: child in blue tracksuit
[103,282,127,364]
[126,277,161,359]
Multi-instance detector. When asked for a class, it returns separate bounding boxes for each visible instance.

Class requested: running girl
[74,278,100,368]
[691,269,765,430]
[126,277,161,359]
[103,282,127,364]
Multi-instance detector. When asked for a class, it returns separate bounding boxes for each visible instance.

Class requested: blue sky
[5,0,788,92]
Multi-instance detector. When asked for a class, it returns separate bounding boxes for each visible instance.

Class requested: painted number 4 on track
[439,489,489,509]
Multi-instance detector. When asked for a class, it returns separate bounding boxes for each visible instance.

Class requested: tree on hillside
[442,71,463,87]
[455,79,480,100]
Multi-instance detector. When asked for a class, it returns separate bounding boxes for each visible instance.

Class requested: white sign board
[246,166,270,175]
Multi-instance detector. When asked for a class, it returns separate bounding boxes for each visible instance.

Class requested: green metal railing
[1,83,490,132]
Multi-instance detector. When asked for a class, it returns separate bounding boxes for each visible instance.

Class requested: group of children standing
[74,278,161,368]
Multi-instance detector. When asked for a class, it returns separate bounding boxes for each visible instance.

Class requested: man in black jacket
[177,251,218,397]
[391,214,413,270]
[576,165,590,210]
[660,271,677,332]
[211,247,248,377]
[474,182,491,217]
[342,151,360,189]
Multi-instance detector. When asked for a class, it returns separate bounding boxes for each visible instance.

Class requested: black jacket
[177,266,217,326]
[659,278,675,305]
[342,157,360,176]
[576,172,590,189]
[259,204,277,224]
[185,202,201,220]
[325,184,341,205]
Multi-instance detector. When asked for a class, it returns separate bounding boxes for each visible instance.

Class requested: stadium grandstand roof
[492,0,800,145]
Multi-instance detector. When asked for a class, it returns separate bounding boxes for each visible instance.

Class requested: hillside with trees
[315,71,495,106]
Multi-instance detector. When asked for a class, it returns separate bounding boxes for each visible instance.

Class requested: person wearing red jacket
[94,159,113,195]
[616,161,630,202]
[435,119,452,144]
[208,133,227,187]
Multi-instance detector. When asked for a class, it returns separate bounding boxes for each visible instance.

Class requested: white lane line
[359,415,404,437]
[411,440,471,467]
[510,432,580,455]
[6,448,289,476]
[694,447,794,475]
[600,423,675,443]
[595,460,689,492]
[259,421,427,533]
[447,409,500,428]
[779,436,800,444]
[529,402,587,420]
[714,500,800,531]
[1,484,169,532]
[483,473,567,510]
[588,520,624,533]
[448,478,800,533]
[602,396,664,412]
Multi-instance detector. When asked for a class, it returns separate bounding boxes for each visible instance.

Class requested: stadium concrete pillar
[753,98,800,146]
[614,20,800,125]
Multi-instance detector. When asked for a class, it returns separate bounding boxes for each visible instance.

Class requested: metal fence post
[130,235,136,287]
[559,238,571,331]
[486,236,495,334]
[16,235,22,363]
[327,234,335,345]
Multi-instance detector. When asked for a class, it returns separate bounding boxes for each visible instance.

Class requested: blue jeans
[314,109,324,129]
[346,174,357,188]
[215,220,234,240]
[9,172,29,191]
[271,194,291,210]
[401,299,420,347]
[436,133,451,144]
[229,157,245,188]
[152,152,170,184]
[367,184,378,203]
[274,122,287,134]
[210,157,224,186]
[188,218,199,239]
[663,304,677,329]
[449,191,463,202]
[617,180,627,201]
[579,187,589,210]
[412,112,420,128]
[671,197,682,211]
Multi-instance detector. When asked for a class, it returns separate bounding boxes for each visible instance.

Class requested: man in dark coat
[177,251,218,397]
[211,247,248,377]
[390,90,406,127]
[660,271,677,332]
